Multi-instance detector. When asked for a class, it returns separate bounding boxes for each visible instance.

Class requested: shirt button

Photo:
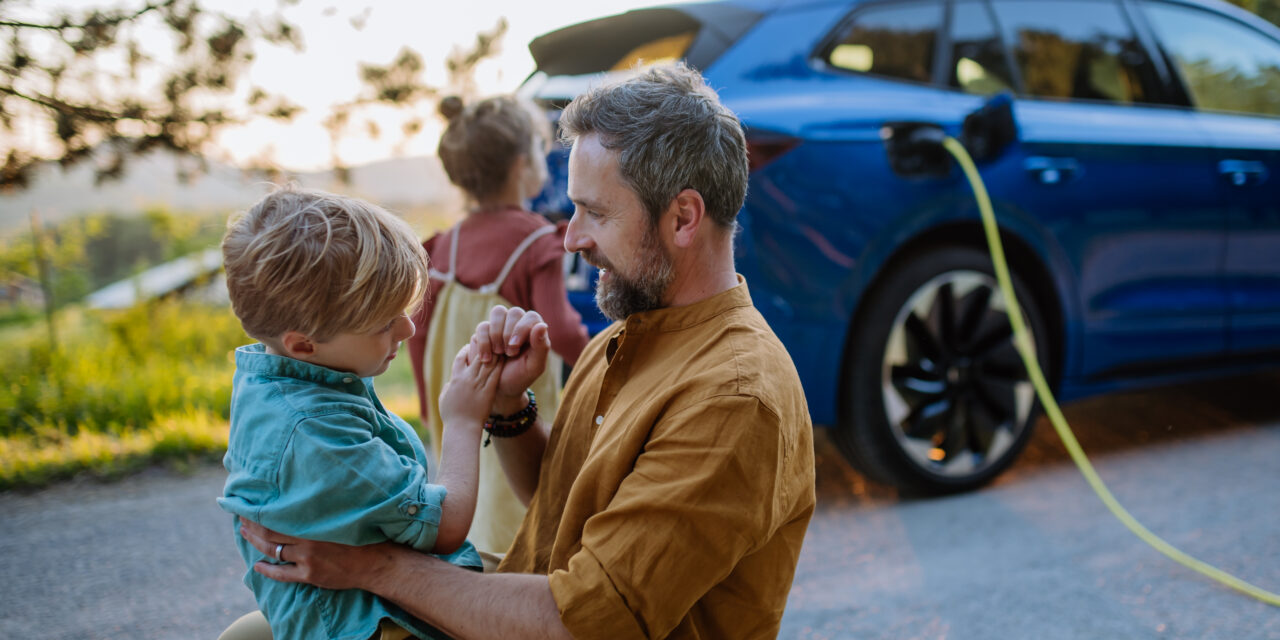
[343,377,353,383]
[407,505,419,515]
[595,415,604,425]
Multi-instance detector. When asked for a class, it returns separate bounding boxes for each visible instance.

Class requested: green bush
[1,208,227,311]
[0,300,247,488]
[2,301,245,438]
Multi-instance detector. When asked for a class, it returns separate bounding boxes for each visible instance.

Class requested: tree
[0,0,506,191]
[317,17,508,183]
[0,0,305,191]
[1225,0,1280,27]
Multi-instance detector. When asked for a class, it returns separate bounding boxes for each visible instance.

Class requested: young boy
[217,185,498,640]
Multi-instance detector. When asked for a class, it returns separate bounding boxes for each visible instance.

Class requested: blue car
[519,0,1280,493]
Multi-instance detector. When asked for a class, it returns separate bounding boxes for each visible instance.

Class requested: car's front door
[985,0,1228,380]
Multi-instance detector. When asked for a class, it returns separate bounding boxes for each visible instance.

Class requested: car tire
[836,244,1051,494]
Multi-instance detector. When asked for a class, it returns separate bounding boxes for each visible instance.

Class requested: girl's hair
[436,95,550,201]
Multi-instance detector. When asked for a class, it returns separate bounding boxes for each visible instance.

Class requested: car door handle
[1024,156,1079,185]
[1218,159,1269,187]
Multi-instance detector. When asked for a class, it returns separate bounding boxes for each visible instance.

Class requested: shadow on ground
[811,368,1280,507]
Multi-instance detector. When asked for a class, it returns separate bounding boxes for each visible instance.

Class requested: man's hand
[473,306,550,414]
[239,517,397,591]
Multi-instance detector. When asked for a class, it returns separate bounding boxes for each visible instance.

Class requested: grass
[0,300,242,489]
[0,298,428,491]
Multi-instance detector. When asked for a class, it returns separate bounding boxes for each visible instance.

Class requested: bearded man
[239,63,815,640]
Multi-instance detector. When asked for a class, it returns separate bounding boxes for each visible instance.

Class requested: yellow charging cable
[941,135,1280,607]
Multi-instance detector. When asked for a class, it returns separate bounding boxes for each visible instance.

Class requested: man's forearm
[366,545,572,640]
[488,389,548,507]
[492,416,548,506]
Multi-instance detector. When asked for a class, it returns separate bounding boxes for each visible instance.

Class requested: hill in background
[0,152,462,235]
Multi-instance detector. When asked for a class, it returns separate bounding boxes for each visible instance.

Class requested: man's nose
[564,212,591,253]
[565,216,586,253]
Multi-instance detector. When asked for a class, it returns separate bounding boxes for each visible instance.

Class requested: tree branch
[0,85,122,122]
[0,0,177,32]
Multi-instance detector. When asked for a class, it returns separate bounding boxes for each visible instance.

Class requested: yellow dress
[422,224,562,555]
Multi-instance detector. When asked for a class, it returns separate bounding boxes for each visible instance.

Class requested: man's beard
[587,222,674,322]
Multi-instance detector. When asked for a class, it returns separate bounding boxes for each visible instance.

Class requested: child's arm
[431,343,503,554]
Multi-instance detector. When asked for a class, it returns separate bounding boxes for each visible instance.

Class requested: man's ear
[667,188,706,249]
[280,331,317,358]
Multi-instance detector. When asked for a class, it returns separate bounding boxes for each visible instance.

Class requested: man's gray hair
[558,62,748,229]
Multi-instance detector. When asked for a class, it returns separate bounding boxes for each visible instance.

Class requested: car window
[948,0,1015,95]
[991,0,1161,104]
[1142,0,1280,117]
[824,1,943,84]
[610,32,696,71]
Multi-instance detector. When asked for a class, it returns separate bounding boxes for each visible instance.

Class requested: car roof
[526,0,1280,89]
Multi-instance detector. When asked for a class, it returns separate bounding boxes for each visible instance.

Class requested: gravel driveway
[3,372,1278,639]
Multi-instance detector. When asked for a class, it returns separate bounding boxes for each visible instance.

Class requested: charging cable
[941,135,1280,607]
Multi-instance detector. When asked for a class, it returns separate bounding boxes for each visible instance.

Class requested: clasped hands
[468,305,552,416]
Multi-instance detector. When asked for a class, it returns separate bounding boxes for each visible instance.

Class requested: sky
[17,1,683,172]
[210,0,683,171]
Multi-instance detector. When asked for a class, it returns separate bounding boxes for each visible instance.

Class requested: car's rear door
[1139,0,1280,359]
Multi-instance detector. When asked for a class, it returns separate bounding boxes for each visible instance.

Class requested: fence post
[29,209,57,353]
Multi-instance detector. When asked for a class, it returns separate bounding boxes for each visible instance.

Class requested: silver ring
[274,543,285,563]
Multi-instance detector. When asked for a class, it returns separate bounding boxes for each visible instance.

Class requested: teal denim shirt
[218,344,479,640]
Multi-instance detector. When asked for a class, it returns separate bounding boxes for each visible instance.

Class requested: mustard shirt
[499,278,816,639]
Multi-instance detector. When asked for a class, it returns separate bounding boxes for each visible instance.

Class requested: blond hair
[221,185,428,342]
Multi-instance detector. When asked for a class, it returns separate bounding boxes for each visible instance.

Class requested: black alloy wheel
[837,245,1050,494]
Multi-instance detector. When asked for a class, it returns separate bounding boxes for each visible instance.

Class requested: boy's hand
[471,306,550,414]
[438,343,503,428]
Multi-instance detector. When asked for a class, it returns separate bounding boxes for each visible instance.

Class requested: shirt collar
[621,275,752,335]
[235,343,370,391]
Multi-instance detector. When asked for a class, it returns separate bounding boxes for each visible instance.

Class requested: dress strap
[480,225,556,295]
[427,226,459,283]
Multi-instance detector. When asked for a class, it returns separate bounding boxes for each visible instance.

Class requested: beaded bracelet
[483,389,537,447]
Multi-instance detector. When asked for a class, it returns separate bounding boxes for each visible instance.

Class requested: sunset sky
[211,0,682,171]
[18,1,683,172]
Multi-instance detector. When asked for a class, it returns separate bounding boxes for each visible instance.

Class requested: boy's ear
[280,331,317,358]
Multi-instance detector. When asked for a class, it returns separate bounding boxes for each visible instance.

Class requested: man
[239,62,815,640]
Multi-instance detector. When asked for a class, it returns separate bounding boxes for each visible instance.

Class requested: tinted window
[1143,1,1280,117]
[992,0,1160,103]
[948,0,1015,95]
[825,1,942,84]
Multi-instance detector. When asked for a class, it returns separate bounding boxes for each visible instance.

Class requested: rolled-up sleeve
[261,413,447,551]
[548,395,787,639]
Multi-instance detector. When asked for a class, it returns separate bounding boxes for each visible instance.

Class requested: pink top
[408,206,589,422]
